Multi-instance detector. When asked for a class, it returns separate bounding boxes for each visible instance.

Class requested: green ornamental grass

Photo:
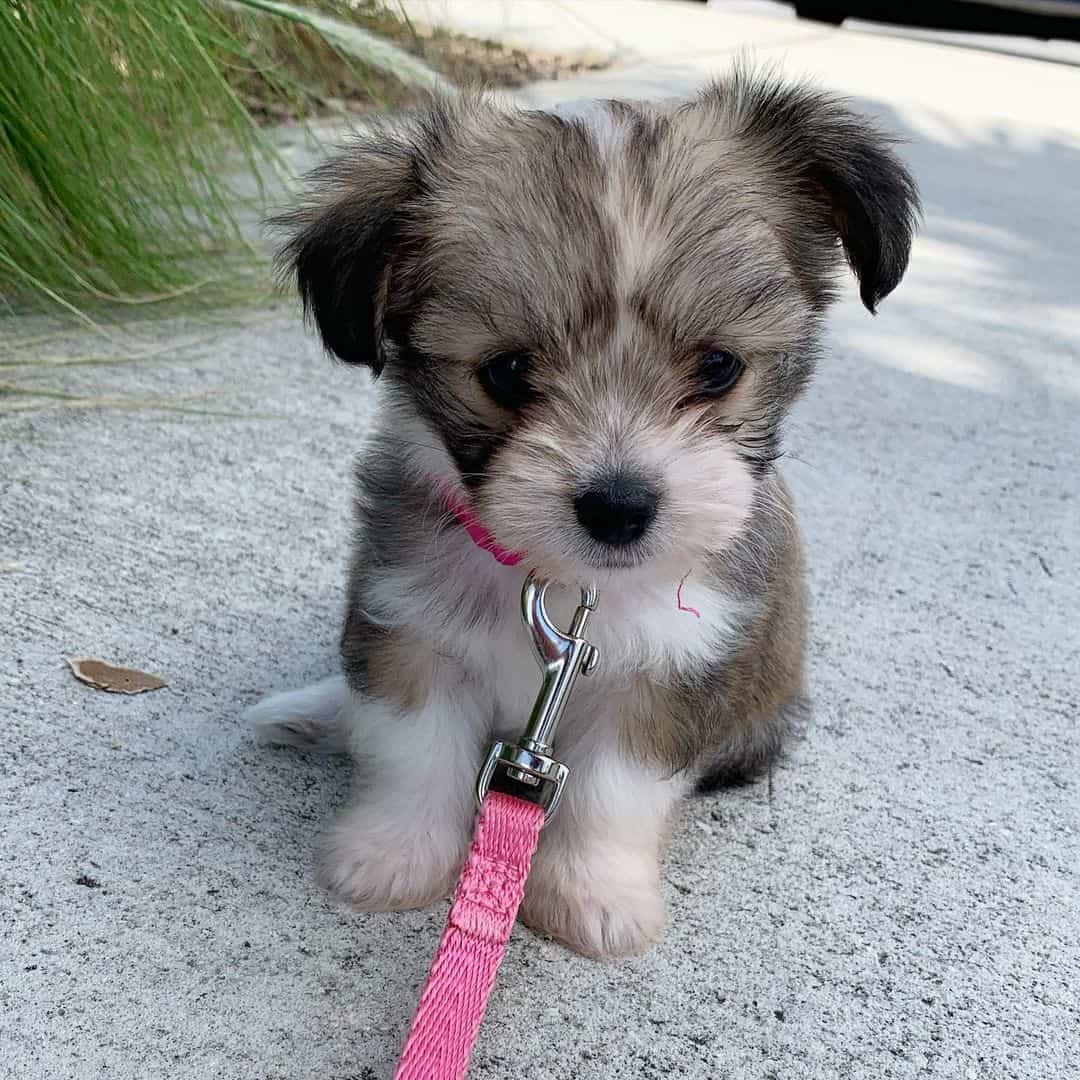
[0,0,444,318]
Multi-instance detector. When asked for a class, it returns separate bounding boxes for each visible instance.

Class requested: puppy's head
[278,68,919,582]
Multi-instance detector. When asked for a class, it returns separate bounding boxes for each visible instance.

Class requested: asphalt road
[2,3,1078,1078]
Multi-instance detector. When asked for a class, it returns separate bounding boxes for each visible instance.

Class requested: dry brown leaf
[67,657,167,695]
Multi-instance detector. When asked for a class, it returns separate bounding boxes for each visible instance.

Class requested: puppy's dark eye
[698,349,745,397]
[478,351,533,409]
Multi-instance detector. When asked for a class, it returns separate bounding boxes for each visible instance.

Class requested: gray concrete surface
[2,3,1079,1078]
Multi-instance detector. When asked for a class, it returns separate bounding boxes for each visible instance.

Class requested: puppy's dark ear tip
[858,239,915,312]
[860,282,882,314]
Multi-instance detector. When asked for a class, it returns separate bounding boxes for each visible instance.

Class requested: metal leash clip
[475,572,600,822]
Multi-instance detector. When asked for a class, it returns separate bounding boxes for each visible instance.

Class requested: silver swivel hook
[475,573,600,821]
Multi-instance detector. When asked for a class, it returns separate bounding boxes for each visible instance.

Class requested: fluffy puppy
[248,68,919,959]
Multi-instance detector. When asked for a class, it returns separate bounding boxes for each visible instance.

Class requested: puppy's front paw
[520,856,665,959]
[319,805,468,912]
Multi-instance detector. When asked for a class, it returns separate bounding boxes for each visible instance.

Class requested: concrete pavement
[2,3,1078,1078]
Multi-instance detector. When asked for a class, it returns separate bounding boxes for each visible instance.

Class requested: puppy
[248,67,919,959]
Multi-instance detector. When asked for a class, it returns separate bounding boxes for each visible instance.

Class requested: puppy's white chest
[591,574,740,675]
[460,565,740,726]
[369,533,742,736]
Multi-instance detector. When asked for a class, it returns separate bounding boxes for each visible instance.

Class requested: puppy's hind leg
[694,694,809,792]
[244,675,350,754]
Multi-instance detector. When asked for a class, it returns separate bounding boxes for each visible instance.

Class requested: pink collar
[433,478,524,567]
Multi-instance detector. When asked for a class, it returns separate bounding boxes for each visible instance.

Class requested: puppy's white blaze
[552,98,624,160]
[245,675,350,752]
[562,99,665,302]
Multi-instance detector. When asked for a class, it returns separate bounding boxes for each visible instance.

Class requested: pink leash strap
[393,793,546,1080]
[394,575,599,1078]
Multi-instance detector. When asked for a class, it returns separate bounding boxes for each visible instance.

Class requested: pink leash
[394,481,691,1077]
[392,573,600,1080]
[393,793,545,1079]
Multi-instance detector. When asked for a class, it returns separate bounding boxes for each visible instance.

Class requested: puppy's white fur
[249,676,350,753]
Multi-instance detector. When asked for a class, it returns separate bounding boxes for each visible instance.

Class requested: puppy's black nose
[574,475,659,547]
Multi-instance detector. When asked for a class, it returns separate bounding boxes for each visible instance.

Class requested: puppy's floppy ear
[273,110,447,373]
[697,66,921,312]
